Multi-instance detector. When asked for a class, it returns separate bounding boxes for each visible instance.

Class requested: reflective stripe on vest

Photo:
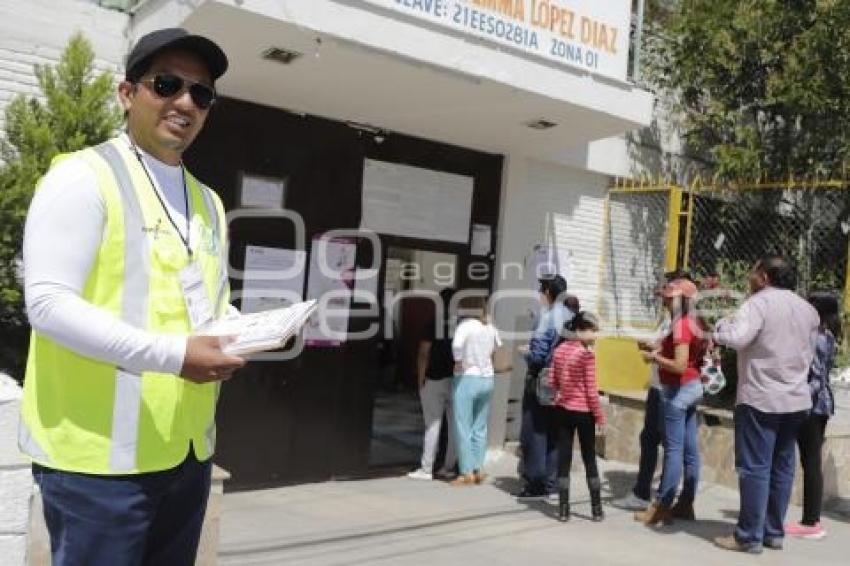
[18,418,50,463]
[19,137,226,474]
[196,177,229,314]
[94,143,148,472]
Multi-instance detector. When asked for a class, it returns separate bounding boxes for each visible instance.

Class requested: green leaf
[646,0,850,181]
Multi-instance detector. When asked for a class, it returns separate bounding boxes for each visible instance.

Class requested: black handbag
[535,366,557,406]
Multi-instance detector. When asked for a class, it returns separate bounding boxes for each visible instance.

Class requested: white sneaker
[613,493,651,511]
[407,468,433,480]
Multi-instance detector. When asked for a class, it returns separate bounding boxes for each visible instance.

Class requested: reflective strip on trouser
[94,142,149,472]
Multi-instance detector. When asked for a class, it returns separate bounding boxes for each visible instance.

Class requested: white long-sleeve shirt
[23,134,201,375]
[452,318,501,377]
[648,315,671,389]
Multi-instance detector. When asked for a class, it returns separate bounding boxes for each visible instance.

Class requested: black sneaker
[516,488,547,501]
[433,469,457,481]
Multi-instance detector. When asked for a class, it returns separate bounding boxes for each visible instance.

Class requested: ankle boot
[558,489,570,522]
[634,501,673,525]
[588,476,604,522]
[557,476,570,522]
[670,499,695,520]
[449,473,476,487]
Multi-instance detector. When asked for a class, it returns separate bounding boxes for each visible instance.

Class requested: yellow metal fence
[596,178,850,392]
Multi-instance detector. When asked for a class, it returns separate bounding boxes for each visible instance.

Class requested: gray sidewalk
[219,452,850,565]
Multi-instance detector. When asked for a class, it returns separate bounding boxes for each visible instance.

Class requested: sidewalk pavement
[219,451,850,565]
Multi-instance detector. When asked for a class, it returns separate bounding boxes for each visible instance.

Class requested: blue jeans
[520,384,558,494]
[453,375,495,475]
[634,386,663,501]
[34,451,211,566]
[657,380,702,507]
[734,405,807,547]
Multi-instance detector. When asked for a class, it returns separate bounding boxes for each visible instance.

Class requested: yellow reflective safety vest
[19,137,229,474]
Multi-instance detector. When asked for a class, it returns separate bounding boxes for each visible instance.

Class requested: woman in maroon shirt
[635,278,707,525]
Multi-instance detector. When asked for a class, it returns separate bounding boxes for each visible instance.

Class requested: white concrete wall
[132,0,653,130]
[599,191,668,331]
[0,0,128,134]
[0,376,28,566]
[494,156,608,315]
[490,155,608,441]
[558,93,709,182]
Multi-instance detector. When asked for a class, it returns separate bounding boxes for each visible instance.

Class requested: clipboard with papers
[199,300,318,355]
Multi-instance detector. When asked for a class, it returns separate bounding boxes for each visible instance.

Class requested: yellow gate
[596,176,850,392]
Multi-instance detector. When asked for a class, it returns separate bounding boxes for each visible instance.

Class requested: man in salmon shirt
[712,256,819,554]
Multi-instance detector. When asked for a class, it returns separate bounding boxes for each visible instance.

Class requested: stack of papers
[199,300,318,355]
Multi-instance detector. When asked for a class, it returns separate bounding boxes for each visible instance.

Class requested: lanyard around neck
[129,142,193,259]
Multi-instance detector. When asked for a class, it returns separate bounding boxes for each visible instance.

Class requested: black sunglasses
[139,73,216,110]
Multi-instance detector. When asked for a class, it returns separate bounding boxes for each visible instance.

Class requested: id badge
[180,262,214,330]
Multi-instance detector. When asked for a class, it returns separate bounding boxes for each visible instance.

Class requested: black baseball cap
[125,28,228,83]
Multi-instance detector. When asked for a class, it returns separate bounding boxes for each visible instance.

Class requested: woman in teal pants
[450,296,501,486]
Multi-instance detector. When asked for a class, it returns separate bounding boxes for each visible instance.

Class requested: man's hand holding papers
[198,300,318,355]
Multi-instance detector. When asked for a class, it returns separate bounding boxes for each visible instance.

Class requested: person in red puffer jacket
[548,311,605,523]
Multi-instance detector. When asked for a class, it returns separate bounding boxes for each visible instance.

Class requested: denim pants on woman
[657,380,703,507]
[452,374,495,475]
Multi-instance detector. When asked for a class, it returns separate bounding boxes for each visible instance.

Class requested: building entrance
[369,248,458,470]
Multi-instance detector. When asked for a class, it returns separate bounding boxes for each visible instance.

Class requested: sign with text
[360,0,632,82]
[361,159,473,244]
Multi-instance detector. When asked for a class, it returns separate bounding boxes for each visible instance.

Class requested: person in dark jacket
[784,292,838,540]
[516,274,572,500]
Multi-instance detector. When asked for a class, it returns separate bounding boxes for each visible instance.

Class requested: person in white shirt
[450,295,501,486]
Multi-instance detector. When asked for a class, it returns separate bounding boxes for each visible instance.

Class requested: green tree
[0,33,122,377]
[646,0,850,181]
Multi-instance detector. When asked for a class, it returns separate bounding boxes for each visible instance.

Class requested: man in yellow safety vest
[19,28,245,565]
